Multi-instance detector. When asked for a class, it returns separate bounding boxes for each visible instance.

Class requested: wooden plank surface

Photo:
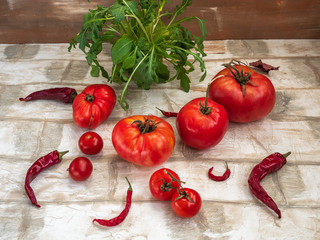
[0,0,320,43]
[0,40,320,239]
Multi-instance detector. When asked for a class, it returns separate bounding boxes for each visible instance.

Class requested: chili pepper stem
[125,177,132,191]
[281,152,291,158]
[156,107,166,114]
[58,150,69,160]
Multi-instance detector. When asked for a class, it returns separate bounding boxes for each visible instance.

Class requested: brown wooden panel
[0,0,319,44]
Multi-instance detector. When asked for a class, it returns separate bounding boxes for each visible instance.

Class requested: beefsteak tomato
[176,97,229,150]
[112,115,175,167]
[208,62,276,123]
[72,84,116,129]
[149,168,181,201]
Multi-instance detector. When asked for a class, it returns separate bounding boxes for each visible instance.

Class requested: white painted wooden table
[0,40,319,240]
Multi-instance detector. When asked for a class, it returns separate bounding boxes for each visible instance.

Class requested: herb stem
[119,50,150,109]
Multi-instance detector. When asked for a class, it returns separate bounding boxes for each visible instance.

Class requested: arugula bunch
[69,0,207,110]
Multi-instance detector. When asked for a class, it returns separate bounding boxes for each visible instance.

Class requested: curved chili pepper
[208,162,230,181]
[156,107,178,117]
[25,150,68,208]
[248,152,291,218]
[93,177,132,227]
[19,87,77,103]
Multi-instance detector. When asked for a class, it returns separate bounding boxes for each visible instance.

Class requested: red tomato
[209,64,276,123]
[72,84,116,129]
[69,157,93,181]
[78,131,103,155]
[176,98,229,150]
[171,188,202,218]
[149,168,181,201]
[112,115,175,167]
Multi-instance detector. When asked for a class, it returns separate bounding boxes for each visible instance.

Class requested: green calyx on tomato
[222,59,258,96]
[85,94,94,103]
[158,170,184,193]
[132,118,161,134]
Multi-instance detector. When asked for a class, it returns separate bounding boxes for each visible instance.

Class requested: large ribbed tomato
[72,84,116,129]
[176,97,229,150]
[209,63,276,123]
[112,115,175,167]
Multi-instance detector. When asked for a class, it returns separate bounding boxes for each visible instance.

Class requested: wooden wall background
[0,0,320,44]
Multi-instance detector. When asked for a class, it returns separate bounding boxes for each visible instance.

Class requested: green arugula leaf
[90,65,100,77]
[111,36,134,64]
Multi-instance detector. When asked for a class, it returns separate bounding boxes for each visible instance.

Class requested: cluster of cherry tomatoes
[149,168,202,218]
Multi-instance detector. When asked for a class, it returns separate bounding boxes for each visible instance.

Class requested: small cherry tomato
[171,188,202,218]
[78,131,104,155]
[149,168,181,201]
[69,157,93,181]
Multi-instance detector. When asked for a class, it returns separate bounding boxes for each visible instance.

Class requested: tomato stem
[164,170,195,204]
[199,86,212,115]
[222,59,258,97]
[132,118,161,134]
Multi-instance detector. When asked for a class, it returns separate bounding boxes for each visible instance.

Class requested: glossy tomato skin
[112,115,175,167]
[176,98,229,150]
[72,84,116,129]
[69,157,93,181]
[79,131,103,155]
[209,65,276,123]
[149,168,181,201]
[171,188,202,218]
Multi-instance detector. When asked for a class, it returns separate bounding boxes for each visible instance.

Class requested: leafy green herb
[69,0,207,110]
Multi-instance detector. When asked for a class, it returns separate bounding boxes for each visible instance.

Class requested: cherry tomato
[72,84,116,129]
[149,168,181,201]
[176,97,229,150]
[112,115,175,167]
[68,157,93,181]
[209,64,276,123]
[171,188,202,218]
[78,131,103,155]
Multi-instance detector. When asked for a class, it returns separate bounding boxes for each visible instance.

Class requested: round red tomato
[149,168,181,201]
[72,84,116,129]
[68,157,93,181]
[176,98,229,150]
[171,188,202,218]
[78,131,103,155]
[209,64,276,123]
[112,115,175,167]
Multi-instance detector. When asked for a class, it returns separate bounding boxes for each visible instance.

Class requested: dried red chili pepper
[19,87,77,103]
[156,107,178,117]
[93,177,132,227]
[248,152,291,218]
[25,150,68,208]
[208,162,231,181]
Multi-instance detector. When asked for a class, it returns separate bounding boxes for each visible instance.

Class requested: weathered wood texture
[0,0,320,44]
[0,39,320,239]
